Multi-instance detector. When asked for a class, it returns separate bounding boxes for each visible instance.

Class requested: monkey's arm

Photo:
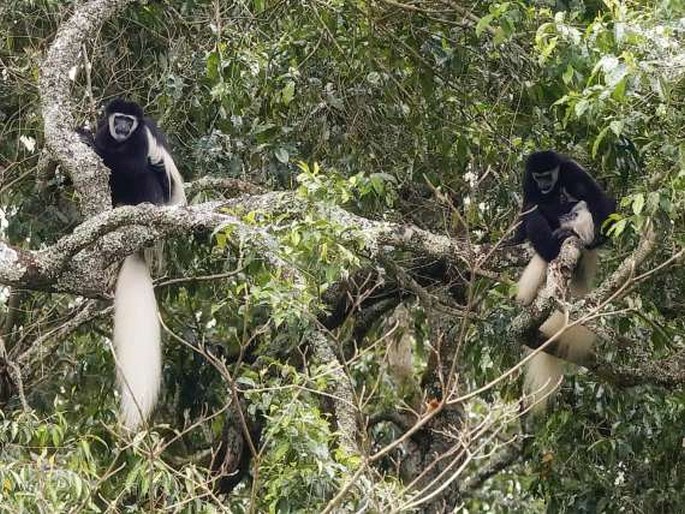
[75,126,95,148]
[148,160,171,203]
[503,218,527,246]
[562,161,616,246]
[523,207,566,262]
[75,126,111,163]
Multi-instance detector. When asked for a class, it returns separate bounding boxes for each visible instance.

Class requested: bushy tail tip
[525,311,596,412]
[516,254,548,305]
[570,249,599,298]
[113,254,161,430]
[524,351,565,413]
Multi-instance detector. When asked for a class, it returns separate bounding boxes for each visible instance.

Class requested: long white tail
[570,249,599,298]
[113,254,161,430]
[525,311,596,411]
[516,254,548,306]
[524,351,564,410]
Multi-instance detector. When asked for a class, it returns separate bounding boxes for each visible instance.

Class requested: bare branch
[16,301,111,370]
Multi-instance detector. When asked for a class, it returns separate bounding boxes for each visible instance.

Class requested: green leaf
[562,65,574,85]
[552,94,571,106]
[574,98,590,118]
[592,125,610,158]
[291,230,301,246]
[632,193,645,215]
[476,14,494,37]
[253,123,276,135]
[493,27,507,45]
[281,81,295,105]
[646,192,660,213]
[660,195,672,213]
[370,175,384,196]
[236,376,256,387]
[51,426,61,447]
[608,217,627,237]
[206,51,219,81]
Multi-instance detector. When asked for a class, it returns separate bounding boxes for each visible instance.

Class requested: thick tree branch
[224,191,529,272]
[1,187,677,394]
[310,331,361,457]
[0,191,485,296]
[0,200,295,296]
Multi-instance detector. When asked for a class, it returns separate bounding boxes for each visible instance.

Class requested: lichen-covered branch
[0,201,293,297]
[310,331,361,457]
[0,188,677,392]
[27,190,528,296]
[0,243,46,289]
[225,191,530,273]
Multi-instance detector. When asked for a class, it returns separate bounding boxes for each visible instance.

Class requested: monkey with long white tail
[510,150,615,410]
[79,98,186,429]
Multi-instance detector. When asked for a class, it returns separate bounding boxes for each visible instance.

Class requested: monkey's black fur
[511,150,616,261]
[85,98,173,206]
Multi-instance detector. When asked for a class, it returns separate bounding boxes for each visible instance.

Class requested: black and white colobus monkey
[81,98,186,429]
[512,150,615,408]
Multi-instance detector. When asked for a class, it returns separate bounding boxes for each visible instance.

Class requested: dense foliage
[1,0,685,512]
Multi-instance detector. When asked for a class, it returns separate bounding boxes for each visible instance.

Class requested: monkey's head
[105,98,144,142]
[526,150,560,195]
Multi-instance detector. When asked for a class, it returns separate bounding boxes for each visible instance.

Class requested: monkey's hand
[502,219,527,246]
[75,126,94,147]
[552,227,577,241]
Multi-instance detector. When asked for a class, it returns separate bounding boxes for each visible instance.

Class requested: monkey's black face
[108,113,139,142]
[532,166,559,195]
